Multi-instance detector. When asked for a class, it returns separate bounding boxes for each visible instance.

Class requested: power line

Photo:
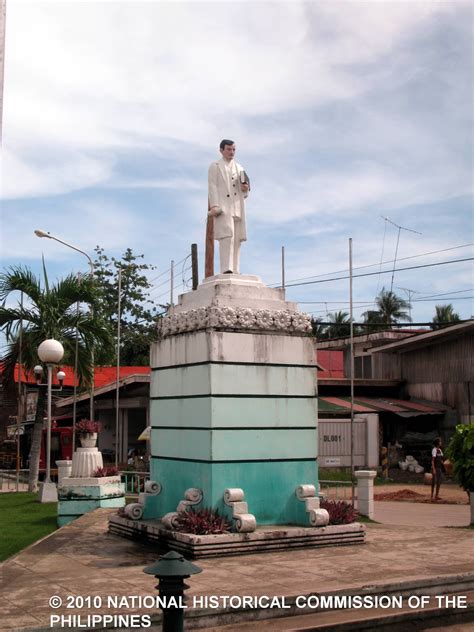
[269,243,473,287]
[285,257,474,289]
[148,253,190,284]
[307,297,473,315]
[299,288,474,304]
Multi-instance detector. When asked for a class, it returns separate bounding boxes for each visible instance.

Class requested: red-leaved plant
[92,466,119,478]
[75,419,101,434]
[320,499,359,525]
[174,508,231,535]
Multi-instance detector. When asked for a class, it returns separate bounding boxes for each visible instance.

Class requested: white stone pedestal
[56,460,72,487]
[71,448,103,478]
[148,274,318,527]
[355,470,377,519]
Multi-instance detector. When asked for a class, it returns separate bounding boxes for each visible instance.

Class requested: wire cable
[284,257,474,288]
[268,243,473,287]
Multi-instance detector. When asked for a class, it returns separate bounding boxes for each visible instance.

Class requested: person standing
[208,139,250,274]
[431,437,445,502]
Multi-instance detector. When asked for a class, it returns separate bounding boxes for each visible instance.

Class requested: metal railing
[119,470,150,496]
[0,469,29,491]
[319,479,354,503]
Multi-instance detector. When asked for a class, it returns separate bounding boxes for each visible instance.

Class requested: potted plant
[75,419,101,448]
[446,422,474,525]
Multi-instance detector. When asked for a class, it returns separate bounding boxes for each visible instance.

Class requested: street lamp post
[34,229,95,438]
[36,339,65,503]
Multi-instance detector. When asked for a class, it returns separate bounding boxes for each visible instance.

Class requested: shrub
[446,423,474,492]
[76,419,101,434]
[174,507,231,535]
[92,466,119,478]
[320,499,359,524]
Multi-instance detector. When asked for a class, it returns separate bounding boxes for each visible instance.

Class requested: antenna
[381,216,422,291]
[395,286,420,322]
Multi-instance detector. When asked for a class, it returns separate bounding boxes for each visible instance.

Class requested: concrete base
[108,515,365,558]
[58,476,125,526]
[38,481,58,503]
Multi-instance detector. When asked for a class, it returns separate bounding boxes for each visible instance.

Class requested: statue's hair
[220,139,235,150]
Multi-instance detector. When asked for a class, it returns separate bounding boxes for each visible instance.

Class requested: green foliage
[0,263,113,491]
[93,247,160,365]
[0,263,113,387]
[362,288,411,329]
[326,311,351,339]
[446,423,474,492]
[0,493,57,562]
[311,313,361,340]
[431,304,461,329]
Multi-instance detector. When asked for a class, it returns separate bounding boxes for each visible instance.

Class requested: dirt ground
[374,482,469,504]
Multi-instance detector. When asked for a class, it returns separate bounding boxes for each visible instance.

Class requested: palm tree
[326,311,351,339]
[431,304,460,329]
[0,264,112,492]
[362,288,411,329]
[311,316,327,339]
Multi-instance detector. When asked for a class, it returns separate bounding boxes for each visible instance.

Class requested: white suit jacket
[208,158,248,241]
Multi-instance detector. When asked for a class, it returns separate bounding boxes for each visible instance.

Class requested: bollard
[144,550,202,632]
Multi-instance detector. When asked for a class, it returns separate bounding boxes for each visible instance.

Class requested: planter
[79,432,98,448]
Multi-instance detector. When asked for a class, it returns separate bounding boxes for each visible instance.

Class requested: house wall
[375,333,474,424]
[343,346,402,380]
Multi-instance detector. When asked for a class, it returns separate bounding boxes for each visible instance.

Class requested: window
[355,355,372,378]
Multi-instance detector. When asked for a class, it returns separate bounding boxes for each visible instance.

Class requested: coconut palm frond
[0,265,42,303]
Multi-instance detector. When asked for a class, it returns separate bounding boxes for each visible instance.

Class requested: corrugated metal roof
[12,364,150,387]
[319,396,446,415]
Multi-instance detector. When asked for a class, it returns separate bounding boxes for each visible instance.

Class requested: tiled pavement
[0,502,473,631]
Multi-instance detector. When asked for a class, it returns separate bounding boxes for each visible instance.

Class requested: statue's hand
[241,183,249,193]
[208,206,222,217]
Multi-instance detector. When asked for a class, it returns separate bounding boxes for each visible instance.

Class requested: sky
[1,0,473,326]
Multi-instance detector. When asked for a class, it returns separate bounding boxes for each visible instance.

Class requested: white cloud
[1,1,472,323]
[1,148,113,198]
[3,1,465,198]
[1,199,142,259]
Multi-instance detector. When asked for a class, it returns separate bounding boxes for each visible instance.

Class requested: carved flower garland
[158,306,311,337]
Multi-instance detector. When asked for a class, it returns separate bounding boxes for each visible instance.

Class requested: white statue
[208,139,250,274]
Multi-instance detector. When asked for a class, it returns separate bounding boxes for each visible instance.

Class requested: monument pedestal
[58,447,124,526]
[145,275,319,527]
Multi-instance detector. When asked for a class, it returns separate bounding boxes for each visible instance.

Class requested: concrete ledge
[108,515,365,558]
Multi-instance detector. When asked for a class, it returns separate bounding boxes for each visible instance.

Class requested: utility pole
[0,0,6,147]
[191,244,198,290]
[281,246,285,290]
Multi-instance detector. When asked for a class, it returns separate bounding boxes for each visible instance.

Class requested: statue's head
[220,139,236,161]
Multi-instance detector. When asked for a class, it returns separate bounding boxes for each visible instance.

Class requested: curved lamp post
[36,339,65,503]
[34,229,95,440]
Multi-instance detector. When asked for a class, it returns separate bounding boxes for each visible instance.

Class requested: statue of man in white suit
[208,139,250,274]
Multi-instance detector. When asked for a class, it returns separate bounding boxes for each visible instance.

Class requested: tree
[0,264,113,492]
[93,247,160,366]
[311,317,327,339]
[362,288,411,328]
[446,423,474,520]
[431,304,460,329]
[326,311,351,339]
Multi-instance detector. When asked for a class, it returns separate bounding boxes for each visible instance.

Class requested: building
[316,323,473,467]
